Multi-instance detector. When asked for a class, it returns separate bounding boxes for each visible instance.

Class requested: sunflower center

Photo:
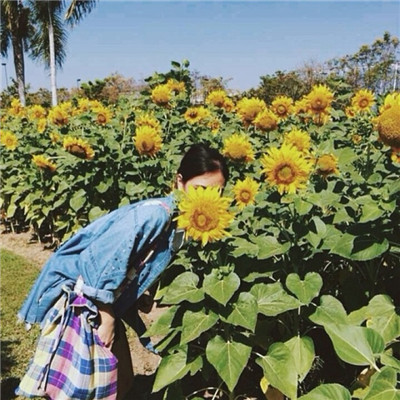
[312,97,328,112]
[240,190,251,202]
[97,113,106,123]
[277,105,287,115]
[142,140,154,152]
[276,164,295,183]
[192,210,218,231]
[359,98,369,108]
[69,145,86,158]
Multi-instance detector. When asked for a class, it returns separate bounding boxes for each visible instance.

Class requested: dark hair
[178,143,229,184]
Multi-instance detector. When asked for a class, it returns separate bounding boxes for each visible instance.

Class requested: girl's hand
[95,302,116,348]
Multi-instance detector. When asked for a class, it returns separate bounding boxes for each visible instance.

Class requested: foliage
[1,60,399,399]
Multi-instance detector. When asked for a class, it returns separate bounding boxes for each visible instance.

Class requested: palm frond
[64,0,98,26]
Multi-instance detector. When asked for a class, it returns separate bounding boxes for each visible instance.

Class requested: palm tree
[1,0,32,106]
[28,0,97,106]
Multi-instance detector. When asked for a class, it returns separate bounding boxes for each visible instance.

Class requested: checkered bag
[16,280,118,400]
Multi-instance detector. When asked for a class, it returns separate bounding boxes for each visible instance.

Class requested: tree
[28,0,97,106]
[1,0,32,106]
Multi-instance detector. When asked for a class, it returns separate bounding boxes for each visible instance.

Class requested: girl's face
[176,170,225,192]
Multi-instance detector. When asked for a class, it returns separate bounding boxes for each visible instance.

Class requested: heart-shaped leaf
[286,272,323,305]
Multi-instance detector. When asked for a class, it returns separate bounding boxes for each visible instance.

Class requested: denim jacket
[18,194,177,334]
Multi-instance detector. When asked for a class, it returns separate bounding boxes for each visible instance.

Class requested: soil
[0,228,163,377]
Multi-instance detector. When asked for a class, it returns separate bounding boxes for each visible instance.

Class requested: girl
[16,143,229,400]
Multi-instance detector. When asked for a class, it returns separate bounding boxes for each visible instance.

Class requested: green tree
[28,0,97,106]
[0,0,32,106]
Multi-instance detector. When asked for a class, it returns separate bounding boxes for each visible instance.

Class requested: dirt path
[0,229,163,378]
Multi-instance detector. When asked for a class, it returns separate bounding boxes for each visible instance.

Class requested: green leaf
[380,353,400,371]
[144,306,179,337]
[96,180,112,194]
[224,292,258,332]
[69,188,86,212]
[181,308,218,344]
[351,236,389,261]
[298,383,351,400]
[88,206,107,222]
[325,324,385,368]
[364,366,400,400]
[252,236,291,260]
[250,282,301,316]
[286,272,323,305]
[203,269,240,306]
[285,336,315,382]
[294,197,313,216]
[256,342,298,399]
[206,335,252,392]
[359,203,384,223]
[153,347,190,392]
[230,238,259,257]
[309,295,348,326]
[162,272,204,304]
[328,233,354,258]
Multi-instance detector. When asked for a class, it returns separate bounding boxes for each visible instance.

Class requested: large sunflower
[134,126,163,156]
[253,109,278,132]
[261,144,312,194]
[379,92,400,113]
[283,129,311,154]
[135,112,161,132]
[236,97,266,125]
[151,84,171,106]
[376,105,400,148]
[166,79,186,94]
[95,105,112,125]
[9,99,25,117]
[222,134,254,162]
[206,90,228,108]
[29,105,47,120]
[175,186,233,246]
[0,130,18,150]
[305,84,334,114]
[271,96,294,120]
[63,136,95,160]
[351,89,375,113]
[233,177,259,209]
[49,106,69,126]
[32,155,56,172]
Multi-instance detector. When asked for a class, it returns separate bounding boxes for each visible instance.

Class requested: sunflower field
[1,61,400,399]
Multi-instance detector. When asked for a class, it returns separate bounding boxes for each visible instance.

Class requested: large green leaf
[181,308,218,344]
[162,271,204,304]
[250,282,301,316]
[153,347,190,392]
[230,237,259,257]
[206,335,252,392]
[223,292,258,332]
[298,383,351,400]
[351,236,389,261]
[325,324,385,368]
[309,295,348,326]
[88,206,107,222]
[286,272,323,305]
[256,342,298,399]
[251,236,291,260]
[364,366,400,400]
[203,269,240,306]
[285,336,315,382]
[143,306,178,337]
[359,203,384,223]
[69,188,86,212]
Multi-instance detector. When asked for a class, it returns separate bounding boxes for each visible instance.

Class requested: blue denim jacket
[18,194,176,332]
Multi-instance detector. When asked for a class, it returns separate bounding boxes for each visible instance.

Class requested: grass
[0,249,44,400]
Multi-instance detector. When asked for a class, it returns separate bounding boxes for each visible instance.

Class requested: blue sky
[2,1,399,92]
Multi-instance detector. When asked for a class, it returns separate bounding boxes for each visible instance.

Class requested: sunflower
[63,136,95,160]
[283,129,311,154]
[184,106,210,124]
[9,98,25,117]
[29,104,47,120]
[253,109,279,132]
[77,98,92,113]
[135,112,161,132]
[345,106,357,118]
[351,89,375,112]
[37,118,47,133]
[206,90,228,108]
[222,134,254,162]
[175,186,233,246]
[236,97,266,125]
[151,84,171,106]
[316,154,339,178]
[261,144,312,194]
[305,84,334,114]
[222,97,235,113]
[294,97,309,115]
[207,118,221,134]
[134,125,163,157]
[32,155,56,172]
[233,177,259,209]
[0,130,18,150]
[48,106,69,126]
[95,105,112,125]
[50,132,60,143]
[166,79,186,94]
[390,147,400,163]
[352,134,362,144]
[376,105,400,148]
[270,96,294,120]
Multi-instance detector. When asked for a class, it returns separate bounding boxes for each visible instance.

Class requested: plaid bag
[16,280,118,400]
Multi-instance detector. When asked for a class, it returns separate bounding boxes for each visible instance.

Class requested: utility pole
[1,63,9,88]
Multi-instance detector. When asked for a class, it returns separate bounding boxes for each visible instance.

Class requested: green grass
[0,249,44,400]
